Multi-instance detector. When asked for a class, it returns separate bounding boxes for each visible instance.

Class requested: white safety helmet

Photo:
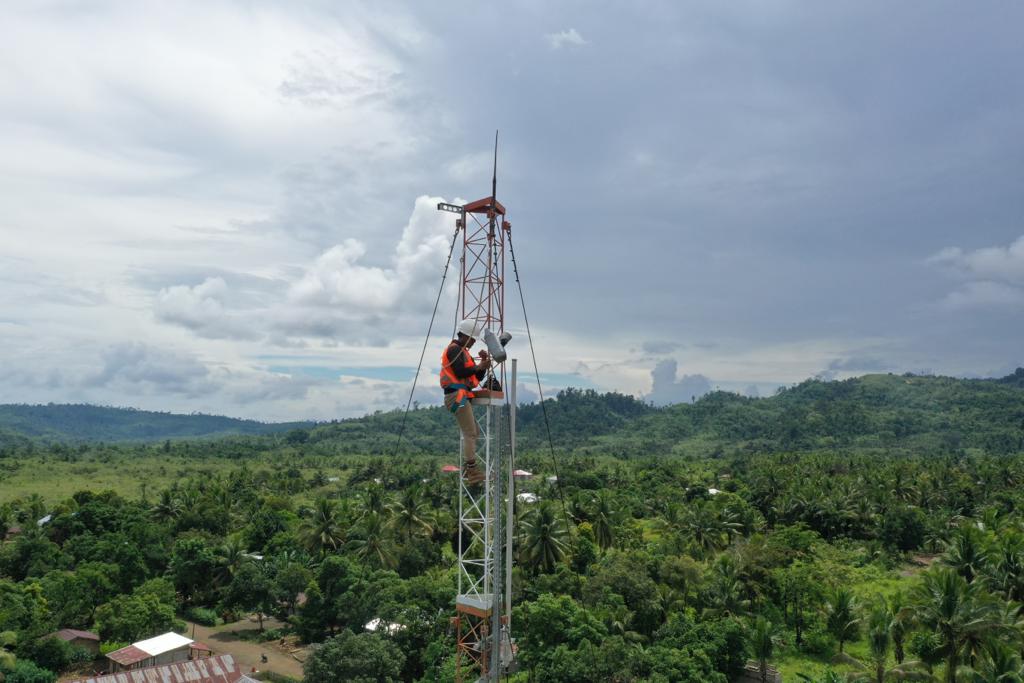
[457,319,481,339]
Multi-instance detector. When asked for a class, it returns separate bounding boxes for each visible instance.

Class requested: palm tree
[958,642,1024,683]
[976,508,1009,535]
[751,617,777,683]
[24,493,46,523]
[944,526,987,584]
[519,501,568,574]
[347,512,396,570]
[703,576,752,620]
[702,554,753,618]
[681,501,740,559]
[833,602,928,683]
[824,586,860,654]
[912,568,1003,683]
[887,592,912,665]
[151,489,182,523]
[207,482,236,517]
[301,498,346,556]
[796,672,844,683]
[216,537,249,585]
[890,469,918,503]
[984,533,1024,603]
[355,483,387,519]
[387,486,435,542]
[178,488,200,514]
[654,503,686,554]
[590,490,617,552]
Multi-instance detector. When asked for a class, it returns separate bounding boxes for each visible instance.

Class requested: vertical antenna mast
[492,130,498,201]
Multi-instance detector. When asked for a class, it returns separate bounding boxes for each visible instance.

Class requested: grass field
[0,453,360,506]
[1,455,231,503]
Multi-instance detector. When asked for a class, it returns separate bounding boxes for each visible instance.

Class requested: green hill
[304,386,654,455]
[295,371,1024,458]
[615,371,1024,457]
[3,370,1023,456]
[0,403,313,442]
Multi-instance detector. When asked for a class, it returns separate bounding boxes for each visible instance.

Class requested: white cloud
[648,359,711,406]
[928,235,1024,284]
[545,28,587,49]
[288,195,457,314]
[0,3,446,420]
[146,196,463,347]
[940,280,1024,310]
[929,236,1024,310]
[155,277,260,340]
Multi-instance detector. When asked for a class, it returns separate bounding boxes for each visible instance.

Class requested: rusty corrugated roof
[105,646,149,666]
[49,629,99,642]
[72,654,244,683]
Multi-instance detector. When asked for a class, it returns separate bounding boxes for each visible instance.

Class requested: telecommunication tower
[436,138,518,682]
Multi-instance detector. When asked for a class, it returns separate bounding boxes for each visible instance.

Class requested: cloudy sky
[1,1,1022,421]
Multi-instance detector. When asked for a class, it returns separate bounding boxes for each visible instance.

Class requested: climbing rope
[507,232,583,579]
[391,224,462,458]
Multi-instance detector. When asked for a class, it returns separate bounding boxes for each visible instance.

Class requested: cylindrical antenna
[492,129,499,202]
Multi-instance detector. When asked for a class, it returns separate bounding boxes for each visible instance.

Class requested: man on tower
[440,319,492,486]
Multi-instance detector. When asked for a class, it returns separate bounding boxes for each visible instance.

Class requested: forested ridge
[292,370,1024,458]
[0,403,313,443]
[2,370,1024,682]
[5,371,1024,457]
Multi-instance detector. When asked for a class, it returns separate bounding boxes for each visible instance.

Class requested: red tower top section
[458,195,510,335]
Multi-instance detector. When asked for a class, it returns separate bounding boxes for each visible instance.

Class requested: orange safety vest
[440,342,479,412]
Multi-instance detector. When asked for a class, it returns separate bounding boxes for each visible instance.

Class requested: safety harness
[440,341,480,413]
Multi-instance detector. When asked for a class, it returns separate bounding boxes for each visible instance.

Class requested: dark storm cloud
[828,356,892,373]
[390,1,1024,370]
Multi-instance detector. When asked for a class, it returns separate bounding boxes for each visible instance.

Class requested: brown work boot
[463,461,485,487]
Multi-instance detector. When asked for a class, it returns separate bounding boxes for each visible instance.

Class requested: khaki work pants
[444,393,479,464]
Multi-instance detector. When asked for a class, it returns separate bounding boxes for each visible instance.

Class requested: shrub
[256,673,301,683]
[186,607,221,627]
[5,660,57,683]
[801,628,835,657]
[99,642,127,656]
[257,628,285,643]
[19,638,71,673]
[303,631,403,683]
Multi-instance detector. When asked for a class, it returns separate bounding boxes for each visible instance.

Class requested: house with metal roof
[43,629,100,654]
[106,632,197,672]
[71,653,246,683]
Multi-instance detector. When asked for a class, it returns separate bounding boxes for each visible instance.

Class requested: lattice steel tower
[437,145,518,682]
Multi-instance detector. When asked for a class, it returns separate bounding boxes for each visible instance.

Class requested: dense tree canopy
[2,372,1024,681]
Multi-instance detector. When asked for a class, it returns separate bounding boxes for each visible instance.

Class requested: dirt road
[185,617,306,680]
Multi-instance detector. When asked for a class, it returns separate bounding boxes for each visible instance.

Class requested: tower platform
[456,593,495,619]
[471,389,504,405]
